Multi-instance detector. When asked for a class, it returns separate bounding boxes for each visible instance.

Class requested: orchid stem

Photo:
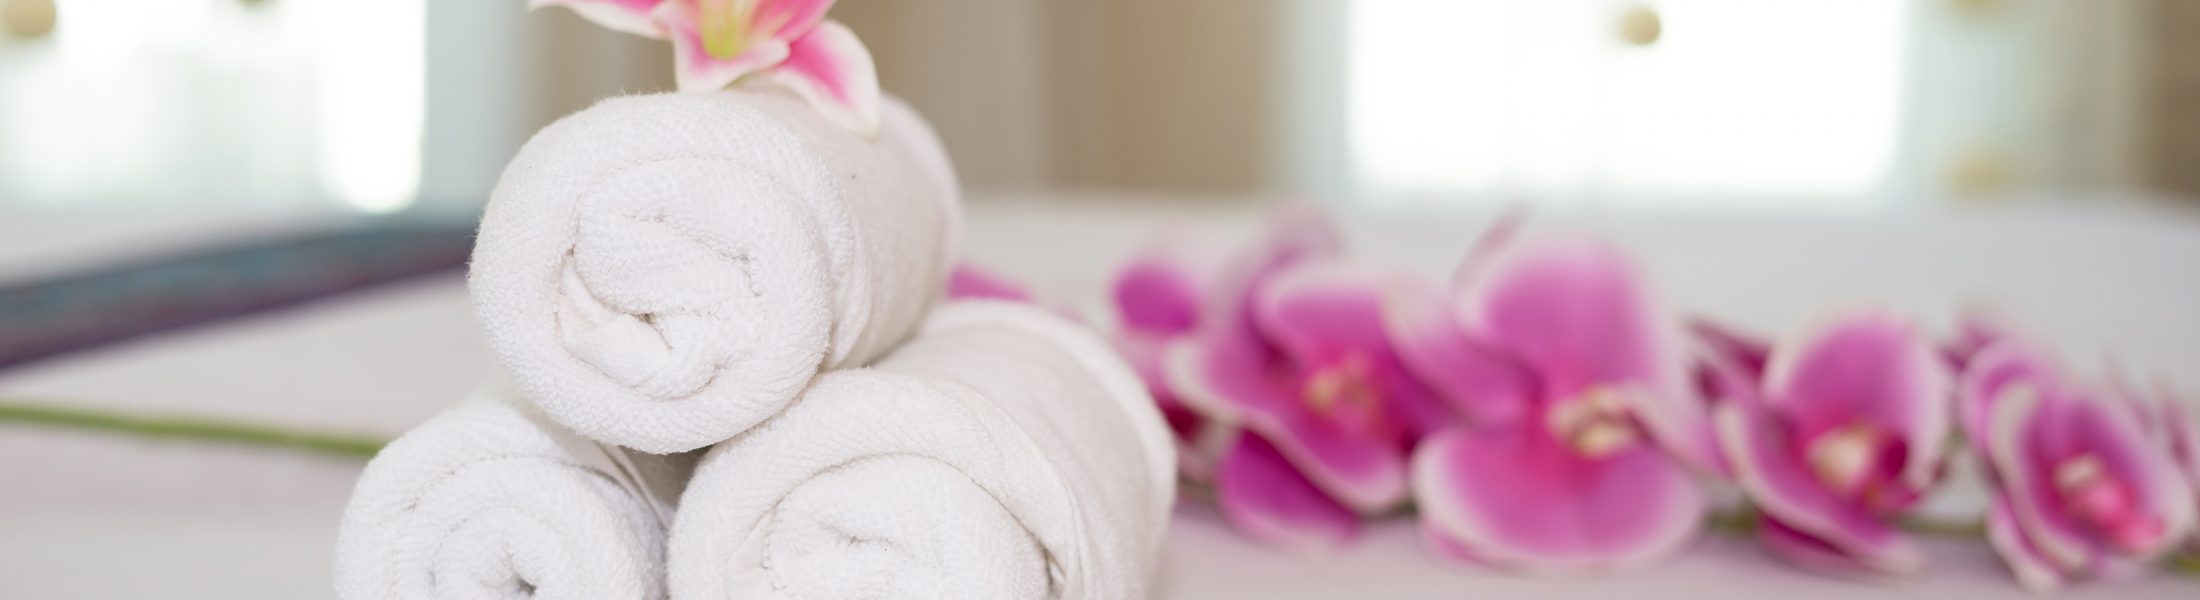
[0,399,388,459]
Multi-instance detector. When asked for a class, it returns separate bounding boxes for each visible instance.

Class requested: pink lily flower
[534,0,882,135]
[1710,311,1951,576]
[1112,205,1341,487]
[1397,235,1707,572]
[1958,337,2197,591]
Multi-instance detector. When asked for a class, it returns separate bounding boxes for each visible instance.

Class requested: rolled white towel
[471,89,962,453]
[334,388,701,600]
[668,302,1176,600]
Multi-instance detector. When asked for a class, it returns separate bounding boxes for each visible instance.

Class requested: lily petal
[533,0,667,39]
[1713,400,1926,575]
[659,0,790,92]
[1255,262,1456,439]
[748,0,835,41]
[1215,433,1360,553]
[766,20,882,136]
[1761,311,1951,493]
[1412,426,1704,572]
[1380,275,1535,428]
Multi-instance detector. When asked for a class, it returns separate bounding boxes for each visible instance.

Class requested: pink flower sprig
[1398,233,1709,572]
[536,0,882,136]
[1705,311,1953,576]
[1955,320,2196,592]
[1090,204,2200,589]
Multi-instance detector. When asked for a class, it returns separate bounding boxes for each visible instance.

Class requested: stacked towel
[333,387,699,600]
[668,302,1177,600]
[470,89,963,453]
[341,88,1175,599]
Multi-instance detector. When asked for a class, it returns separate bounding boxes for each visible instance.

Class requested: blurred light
[303,0,424,213]
[0,0,422,211]
[1347,0,1907,209]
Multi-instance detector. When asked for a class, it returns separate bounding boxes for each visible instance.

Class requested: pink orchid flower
[1957,336,2197,591]
[535,0,881,135]
[1170,260,1459,550]
[2151,388,2200,552]
[946,262,1035,303]
[1707,311,1951,576]
[1396,235,1707,572]
[1111,206,1342,487]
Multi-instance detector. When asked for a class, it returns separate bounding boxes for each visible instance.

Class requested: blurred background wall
[0,0,2194,213]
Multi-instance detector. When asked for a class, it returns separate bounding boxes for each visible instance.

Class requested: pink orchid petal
[1980,388,2095,569]
[1254,262,1456,439]
[1215,433,1360,553]
[533,0,667,39]
[1197,204,1344,345]
[1113,332,1226,481]
[1454,236,1679,405]
[1421,525,1496,567]
[658,0,789,92]
[1255,262,1398,361]
[2018,393,2197,560]
[1949,307,2023,369]
[1758,518,1885,575]
[1412,426,1704,572]
[946,262,1034,302]
[1165,334,1409,513]
[1688,317,1771,383]
[766,20,882,136]
[2160,393,2200,496]
[1165,329,1292,425]
[1263,409,1410,513]
[1448,208,1530,287]
[1380,276,1536,428]
[1988,495,2068,592]
[1761,311,1951,492]
[1956,338,2061,444]
[1713,401,1926,575]
[1112,239,1212,335]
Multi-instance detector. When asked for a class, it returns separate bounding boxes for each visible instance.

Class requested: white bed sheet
[2,195,2197,598]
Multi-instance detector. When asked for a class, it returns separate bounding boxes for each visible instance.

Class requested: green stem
[0,399,389,459]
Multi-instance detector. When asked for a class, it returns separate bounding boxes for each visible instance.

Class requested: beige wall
[836,0,1278,193]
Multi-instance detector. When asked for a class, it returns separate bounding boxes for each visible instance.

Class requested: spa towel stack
[336,89,1173,600]
[668,302,1176,600]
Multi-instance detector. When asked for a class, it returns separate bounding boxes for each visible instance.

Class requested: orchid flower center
[1544,386,1639,458]
[2052,454,2164,552]
[1301,353,1389,437]
[1805,424,1895,501]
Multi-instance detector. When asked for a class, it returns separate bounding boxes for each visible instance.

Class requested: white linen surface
[4,198,2199,599]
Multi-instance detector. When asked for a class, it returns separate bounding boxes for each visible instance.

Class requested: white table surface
[3,195,2198,598]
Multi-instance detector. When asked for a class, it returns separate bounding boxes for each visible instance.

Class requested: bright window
[1345,1,1908,209]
